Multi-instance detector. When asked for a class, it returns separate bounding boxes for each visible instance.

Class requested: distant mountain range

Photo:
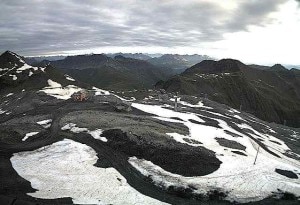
[26,53,214,74]
[106,53,152,61]
[25,53,300,71]
[25,55,66,65]
[156,59,300,127]
[39,54,171,90]
[147,54,214,74]
[2,51,299,127]
[249,64,300,71]
[107,53,214,73]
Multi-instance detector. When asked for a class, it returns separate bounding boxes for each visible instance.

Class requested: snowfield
[131,103,300,203]
[61,123,108,142]
[40,84,112,100]
[39,79,82,100]
[10,139,168,205]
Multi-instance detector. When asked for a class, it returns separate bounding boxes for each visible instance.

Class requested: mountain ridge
[41,54,171,90]
[156,58,300,127]
[0,51,90,96]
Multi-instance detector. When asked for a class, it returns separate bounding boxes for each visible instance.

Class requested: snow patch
[10,139,167,205]
[40,79,82,100]
[8,51,25,63]
[228,108,241,114]
[113,94,136,102]
[17,63,38,72]
[204,110,231,119]
[6,93,14,97]
[37,119,52,129]
[88,129,107,142]
[132,103,205,123]
[92,86,110,95]
[22,132,39,141]
[9,74,17,80]
[65,75,75,81]
[236,123,290,153]
[166,133,201,147]
[0,68,8,72]
[0,109,6,114]
[61,123,107,142]
[61,123,88,133]
[233,115,244,121]
[0,62,18,77]
[47,79,61,87]
[182,100,211,109]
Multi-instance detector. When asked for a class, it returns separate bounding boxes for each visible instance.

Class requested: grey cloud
[0,0,293,55]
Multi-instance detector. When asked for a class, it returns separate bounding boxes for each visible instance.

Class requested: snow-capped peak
[0,51,45,79]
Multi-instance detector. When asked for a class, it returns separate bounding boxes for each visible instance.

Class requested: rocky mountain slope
[156,59,300,127]
[0,51,299,205]
[0,51,92,99]
[42,54,170,90]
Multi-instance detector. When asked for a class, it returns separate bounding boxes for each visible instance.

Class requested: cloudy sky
[0,0,299,65]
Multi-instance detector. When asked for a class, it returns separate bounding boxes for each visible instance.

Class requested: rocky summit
[156,59,300,128]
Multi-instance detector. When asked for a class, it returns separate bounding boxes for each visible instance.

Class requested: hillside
[1,78,299,204]
[0,51,94,101]
[43,54,170,90]
[1,51,299,205]
[156,59,300,127]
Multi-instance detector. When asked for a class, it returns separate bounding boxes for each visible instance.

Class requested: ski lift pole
[253,145,260,165]
[174,92,178,111]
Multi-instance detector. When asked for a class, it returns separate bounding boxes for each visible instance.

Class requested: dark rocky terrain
[0,51,299,205]
[156,59,300,127]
